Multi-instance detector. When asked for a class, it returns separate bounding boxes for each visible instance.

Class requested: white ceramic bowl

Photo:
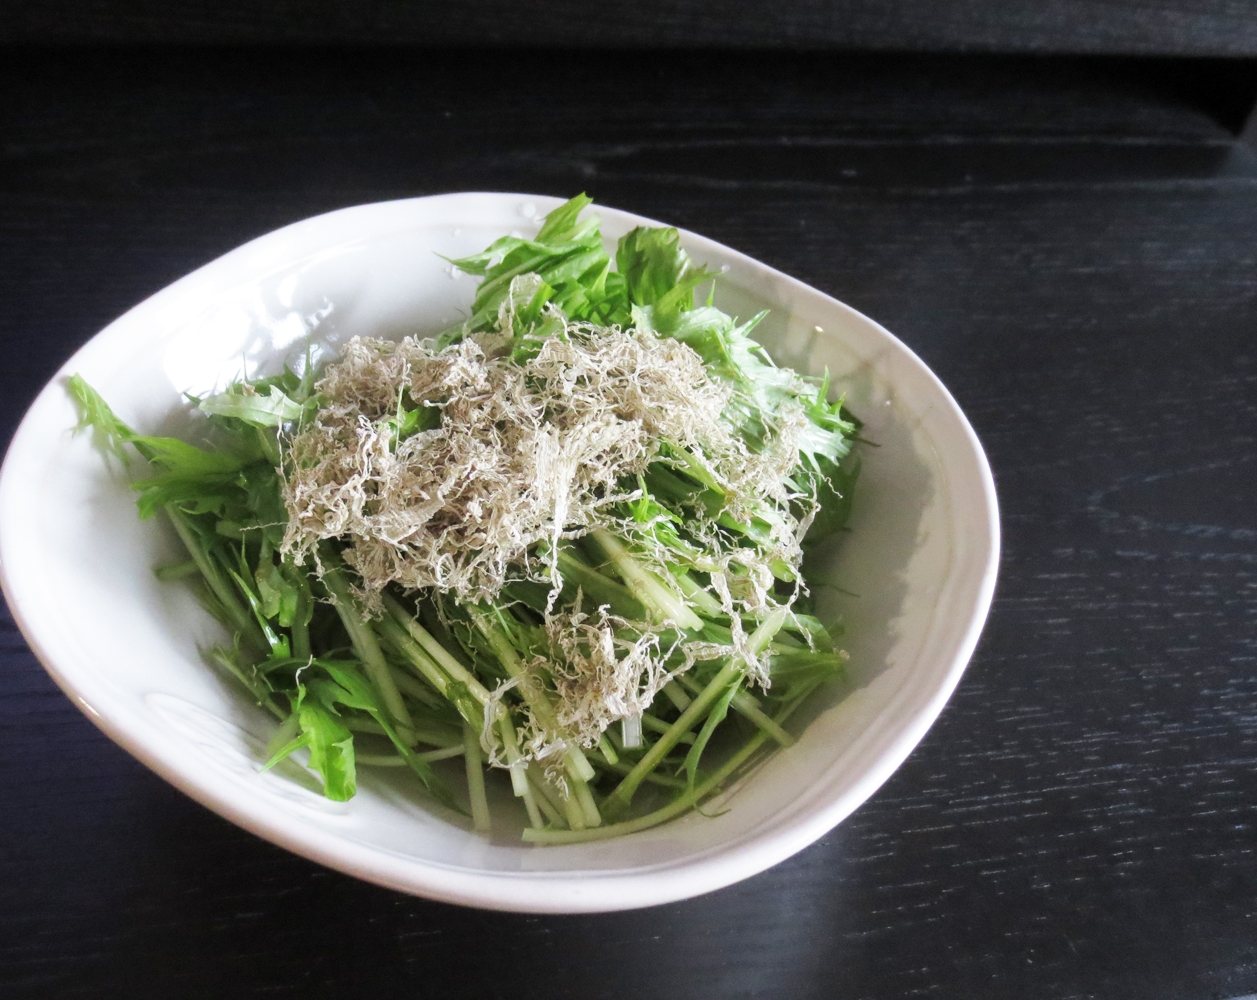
[0,193,998,912]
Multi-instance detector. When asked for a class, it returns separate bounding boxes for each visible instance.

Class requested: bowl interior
[0,193,997,911]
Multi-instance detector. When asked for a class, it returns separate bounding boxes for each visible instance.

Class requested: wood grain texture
[7,0,1257,56]
[0,49,1255,1000]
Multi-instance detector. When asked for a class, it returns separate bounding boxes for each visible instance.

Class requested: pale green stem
[526,772,567,827]
[356,754,409,767]
[529,731,769,844]
[589,752,688,790]
[206,647,284,719]
[589,529,702,631]
[747,608,789,653]
[724,609,795,745]
[382,595,488,694]
[377,617,456,707]
[359,746,464,766]
[379,605,542,821]
[498,714,531,797]
[526,763,569,821]
[522,681,823,845]
[555,549,645,618]
[290,585,311,661]
[662,680,692,711]
[603,658,741,815]
[565,746,596,784]
[621,713,642,748]
[499,717,546,831]
[471,609,598,788]
[263,711,300,760]
[418,745,465,763]
[641,713,695,743]
[571,774,602,828]
[676,674,793,747]
[345,717,459,748]
[322,567,413,731]
[463,722,491,832]
[730,693,793,745]
[165,505,261,644]
[154,559,199,580]
[521,784,544,829]
[672,569,724,617]
[387,664,444,709]
[562,789,587,831]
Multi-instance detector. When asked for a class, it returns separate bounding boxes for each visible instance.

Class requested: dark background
[2,3,1257,998]
[6,0,1257,54]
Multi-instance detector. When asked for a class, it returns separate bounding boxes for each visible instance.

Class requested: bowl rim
[0,192,1000,912]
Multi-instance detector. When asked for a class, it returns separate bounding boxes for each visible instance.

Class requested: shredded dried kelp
[282,324,744,605]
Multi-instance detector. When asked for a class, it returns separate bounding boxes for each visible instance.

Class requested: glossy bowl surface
[0,193,998,912]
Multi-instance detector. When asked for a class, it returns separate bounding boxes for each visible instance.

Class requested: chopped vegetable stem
[672,570,724,617]
[263,710,301,760]
[563,790,587,831]
[590,529,703,631]
[386,664,445,709]
[322,565,414,730]
[154,559,199,581]
[555,549,645,619]
[526,772,567,827]
[382,593,495,707]
[463,722,492,832]
[621,713,643,749]
[290,584,312,661]
[165,505,263,646]
[378,617,455,703]
[571,774,603,828]
[498,715,532,798]
[598,734,619,765]
[676,674,793,747]
[662,680,692,712]
[522,680,824,845]
[472,608,597,792]
[359,746,463,766]
[526,763,569,818]
[346,717,459,748]
[641,713,695,743]
[603,657,742,815]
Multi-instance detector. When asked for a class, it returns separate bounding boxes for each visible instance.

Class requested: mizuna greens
[69,195,861,843]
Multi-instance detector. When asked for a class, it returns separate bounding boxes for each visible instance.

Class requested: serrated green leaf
[296,693,357,801]
[69,374,245,476]
[200,384,307,427]
[312,662,462,812]
[616,226,717,331]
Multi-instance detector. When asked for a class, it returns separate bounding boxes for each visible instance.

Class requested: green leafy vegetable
[69,194,861,842]
[268,685,358,802]
[199,384,309,427]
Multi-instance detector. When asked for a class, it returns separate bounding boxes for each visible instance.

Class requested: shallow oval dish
[0,193,998,913]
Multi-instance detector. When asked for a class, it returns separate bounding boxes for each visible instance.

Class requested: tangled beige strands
[281,325,742,603]
[279,320,816,758]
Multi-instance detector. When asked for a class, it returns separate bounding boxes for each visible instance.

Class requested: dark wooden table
[2,48,1255,999]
